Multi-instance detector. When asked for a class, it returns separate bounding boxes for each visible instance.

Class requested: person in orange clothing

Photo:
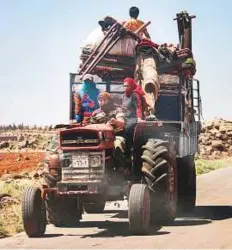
[123,6,151,39]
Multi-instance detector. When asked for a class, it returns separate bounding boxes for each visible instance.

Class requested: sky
[0,0,232,126]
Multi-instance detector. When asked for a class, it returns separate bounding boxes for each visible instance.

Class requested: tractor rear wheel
[141,138,177,225]
[177,155,196,213]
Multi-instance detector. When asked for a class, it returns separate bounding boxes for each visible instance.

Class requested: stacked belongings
[134,39,196,117]
[78,17,138,81]
[157,43,196,77]
[77,17,197,118]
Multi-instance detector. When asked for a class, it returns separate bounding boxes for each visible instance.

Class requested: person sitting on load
[74,74,100,124]
[123,6,151,39]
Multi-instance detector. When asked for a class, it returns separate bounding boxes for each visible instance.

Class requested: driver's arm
[107,107,126,129]
[89,109,107,124]
[109,117,125,128]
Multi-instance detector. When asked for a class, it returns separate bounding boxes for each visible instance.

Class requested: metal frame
[69,73,201,123]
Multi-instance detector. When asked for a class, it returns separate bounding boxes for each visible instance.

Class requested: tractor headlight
[89,155,101,168]
[60,153,72,168]
[62,158,71,168]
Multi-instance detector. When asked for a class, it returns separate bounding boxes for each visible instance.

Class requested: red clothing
[123,78,146,119]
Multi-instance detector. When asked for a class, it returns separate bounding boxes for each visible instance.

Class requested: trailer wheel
[84,201,105,213]
[141,139,177,224]
[128,184,151,234]
[22,187,46,237]
[177,155,196,213]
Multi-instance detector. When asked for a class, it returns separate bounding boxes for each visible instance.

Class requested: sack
[106,37,137,57]
[80,27,137,57]
[80,27,105,52]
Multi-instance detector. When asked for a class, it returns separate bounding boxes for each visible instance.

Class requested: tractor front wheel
[22,187,46,237]
[128,184,151,234]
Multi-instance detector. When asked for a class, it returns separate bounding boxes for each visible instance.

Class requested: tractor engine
[46,124,116,193]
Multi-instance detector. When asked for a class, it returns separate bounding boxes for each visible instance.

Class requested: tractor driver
[90,92,126,137]
[89,92,129,176]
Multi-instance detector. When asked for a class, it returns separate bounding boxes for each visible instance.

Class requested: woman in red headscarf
[122,77,147,160]
[122,77,146,120]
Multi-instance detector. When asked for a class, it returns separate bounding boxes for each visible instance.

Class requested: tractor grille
[60,151,105,181]
[60,131,100,147]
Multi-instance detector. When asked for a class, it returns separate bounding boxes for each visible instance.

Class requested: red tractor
[21,11,202,236]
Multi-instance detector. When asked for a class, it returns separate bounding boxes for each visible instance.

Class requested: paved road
[1,167,232,249]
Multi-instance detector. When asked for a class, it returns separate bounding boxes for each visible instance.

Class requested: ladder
[192,79,202,121]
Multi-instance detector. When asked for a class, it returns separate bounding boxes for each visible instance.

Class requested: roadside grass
[0,220,7,238]
[0,203,23,237]
[0,179,42,237]
[1,157,232,238]
[195,157,232,175]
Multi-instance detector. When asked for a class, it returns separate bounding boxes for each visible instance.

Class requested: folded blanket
[135,39,159,56]
[158,43,178,60]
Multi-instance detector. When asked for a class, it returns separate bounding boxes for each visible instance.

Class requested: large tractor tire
[177,155,196,213]
[128,184,151,234]
[84,201,106,213]
[45,194,82,227]
[141,139,177,225]
[22,187,46,237]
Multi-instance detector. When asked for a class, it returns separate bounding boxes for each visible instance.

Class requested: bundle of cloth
[134,39,196,76]
[157,43,196,76]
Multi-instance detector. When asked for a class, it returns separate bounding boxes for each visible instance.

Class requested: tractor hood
[59,124,115,151]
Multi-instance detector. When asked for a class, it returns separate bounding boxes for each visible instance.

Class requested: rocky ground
[0,129,53,215]
[0,128,55,179]
[0,129,55,152]
[0,152,45,176]
[199,118,232,159]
